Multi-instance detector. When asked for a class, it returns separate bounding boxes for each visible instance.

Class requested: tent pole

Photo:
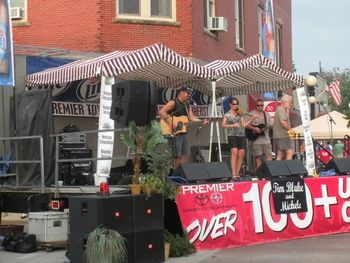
[208,81,216,162]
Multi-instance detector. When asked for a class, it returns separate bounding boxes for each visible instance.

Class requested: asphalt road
[1,232,350,263]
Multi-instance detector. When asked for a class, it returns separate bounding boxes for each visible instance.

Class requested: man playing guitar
[245,99,273,170]
[159,86,208,169]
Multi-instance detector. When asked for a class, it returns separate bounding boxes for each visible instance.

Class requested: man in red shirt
[317,141,331,165]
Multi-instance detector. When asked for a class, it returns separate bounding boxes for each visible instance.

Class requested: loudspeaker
[326,158,350,175]
[110,80,157,126]
[283,160,308,177]
[174,162,231,183]
[257,160,308,179]
[69,195,133,233]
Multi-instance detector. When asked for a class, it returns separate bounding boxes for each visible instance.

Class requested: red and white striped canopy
[26,44,304,96]
[205,54,304,95]
[26,43,212,91]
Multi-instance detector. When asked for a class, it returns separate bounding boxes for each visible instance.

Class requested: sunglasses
[256,104,263,107]
[231,103,238,106]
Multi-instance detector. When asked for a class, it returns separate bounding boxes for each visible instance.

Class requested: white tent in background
[293,111,349,140]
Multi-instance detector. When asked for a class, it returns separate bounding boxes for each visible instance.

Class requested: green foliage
[164,229,196,258]
[85,226,127,263]
[120,120,167,184]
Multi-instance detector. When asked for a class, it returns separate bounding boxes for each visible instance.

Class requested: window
[10,0,27,21]
[235,0,244,49]
[204,0,215,30]
[117,0,175,21]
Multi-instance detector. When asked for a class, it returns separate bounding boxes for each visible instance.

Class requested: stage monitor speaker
[283,159,308,177]
[110,80,157,126]
[326,158,350,175]
[174,162,231,183]
[257,160,291,179]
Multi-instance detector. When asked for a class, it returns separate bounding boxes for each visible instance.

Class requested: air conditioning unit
[11,7,23,20]
[209,17,228,32]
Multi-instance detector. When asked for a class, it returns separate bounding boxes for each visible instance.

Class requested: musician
[221,97,257,180]
[245,99,273,170]
[272,94,294,160]
[159,86,208,169]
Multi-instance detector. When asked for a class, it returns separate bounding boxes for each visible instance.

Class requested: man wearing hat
[160,86,208,169]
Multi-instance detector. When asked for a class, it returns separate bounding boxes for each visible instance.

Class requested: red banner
[176,177,350,250]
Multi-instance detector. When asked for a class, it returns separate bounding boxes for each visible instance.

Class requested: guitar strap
[263,111,267,126]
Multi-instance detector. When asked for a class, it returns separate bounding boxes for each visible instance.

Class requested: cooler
[28,211,69,242]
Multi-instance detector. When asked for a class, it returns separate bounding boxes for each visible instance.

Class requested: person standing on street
[245,99,273,170]
[334,140,344,158]
[272,94,294,160]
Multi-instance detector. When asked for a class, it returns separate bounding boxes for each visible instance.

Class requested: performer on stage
[221,97,257,180]
[272,94,294,160]
[245,99,273,170]
[159,86,208,169]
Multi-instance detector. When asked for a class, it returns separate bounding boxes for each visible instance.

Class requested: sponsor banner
[94,76,115,185]
[176,176,350,250]
[296,87,315,174]
[52,101,99,117]
[270,177,307,214]
[0,0,15,86]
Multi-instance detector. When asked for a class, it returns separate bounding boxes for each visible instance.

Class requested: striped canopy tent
[205,54,304,96]
[26,43,213,92]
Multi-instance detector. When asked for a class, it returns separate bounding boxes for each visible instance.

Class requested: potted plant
[84,226,127,263]
[120,120,169,195]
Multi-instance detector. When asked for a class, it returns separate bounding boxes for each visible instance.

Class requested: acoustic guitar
[245,123,267,141]
[160,115,191,136]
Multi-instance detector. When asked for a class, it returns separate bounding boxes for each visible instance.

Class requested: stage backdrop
[176,176,350,250]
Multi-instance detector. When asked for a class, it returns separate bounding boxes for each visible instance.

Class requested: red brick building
[11,0,292,70]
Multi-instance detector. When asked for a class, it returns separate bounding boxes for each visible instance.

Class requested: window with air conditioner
[117,0,176,22]
[234,0,244,49]
[204,0,215,30]
[10,0,26,21]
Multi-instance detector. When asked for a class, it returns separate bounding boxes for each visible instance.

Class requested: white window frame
[234,0,244,49]
[117,0,176,22]
[204,0,216,30]
[10,0,27,22]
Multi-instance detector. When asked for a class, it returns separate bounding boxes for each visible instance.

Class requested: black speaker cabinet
[132,194,164,231]
[326,158,350,175]
[69,195,133,233]
[256,160,307,179]
[110,80,157,126]
[174,162,231,183]
[122,230,164,263]
[70,230,164,263]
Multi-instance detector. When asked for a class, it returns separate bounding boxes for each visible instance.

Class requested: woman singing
[221,97,256,180]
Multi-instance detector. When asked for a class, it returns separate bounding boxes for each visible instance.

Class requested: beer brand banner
[176,176,350,250]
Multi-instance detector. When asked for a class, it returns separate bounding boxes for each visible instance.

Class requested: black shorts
[228,136,245,149]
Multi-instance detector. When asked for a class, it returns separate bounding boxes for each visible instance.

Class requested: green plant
[120,120,167,184]
[140,174,164,196]
[164,229,196,258]
[85,226,127,263]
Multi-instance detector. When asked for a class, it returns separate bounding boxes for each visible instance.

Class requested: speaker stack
[110,80,157,127]
[256,160,308,180]
[326,158,350,175]
[69,194,164,263]
[174,162,231,183]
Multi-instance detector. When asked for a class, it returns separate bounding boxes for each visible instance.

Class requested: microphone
[188,98,197,105]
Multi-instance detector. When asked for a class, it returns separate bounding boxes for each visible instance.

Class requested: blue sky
[292,0,350,76]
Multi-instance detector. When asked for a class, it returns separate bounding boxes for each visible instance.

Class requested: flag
[262,0,276,62]
[326,80,341,106]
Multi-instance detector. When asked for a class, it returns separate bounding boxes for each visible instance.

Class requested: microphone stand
[317,101,336,146]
